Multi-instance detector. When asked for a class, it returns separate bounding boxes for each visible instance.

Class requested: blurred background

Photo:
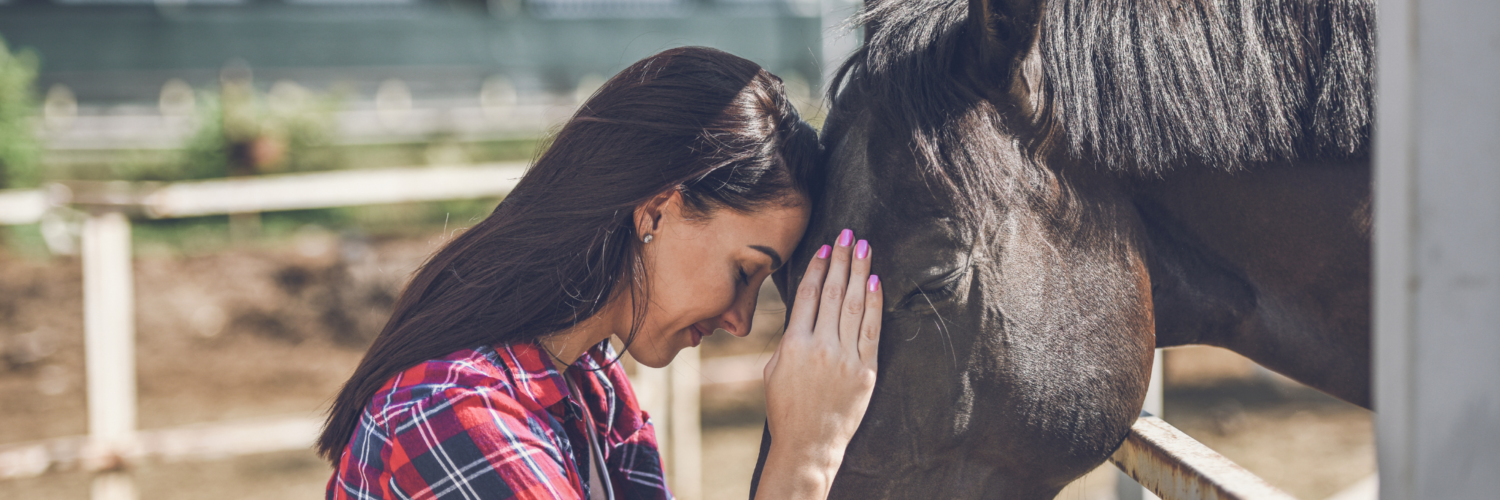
[0,2,1370,499]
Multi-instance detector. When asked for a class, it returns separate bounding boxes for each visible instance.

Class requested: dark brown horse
[753,0,1373,498]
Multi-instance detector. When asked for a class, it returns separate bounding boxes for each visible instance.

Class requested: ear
[634,188,681,236]
[968,0,1042,82]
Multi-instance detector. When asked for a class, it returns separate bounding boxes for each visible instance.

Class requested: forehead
[800,109,974,260]
[708,203,809,248]
[823,112,957,221]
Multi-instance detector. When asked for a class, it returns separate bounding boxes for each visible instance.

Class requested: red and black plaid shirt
[328,340,672,500]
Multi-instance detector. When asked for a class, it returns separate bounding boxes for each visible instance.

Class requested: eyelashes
[920,280,961,302]
[897,270,965,309]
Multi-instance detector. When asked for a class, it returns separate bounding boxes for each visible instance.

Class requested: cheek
[651,255,735,321]
[656,279,736,327]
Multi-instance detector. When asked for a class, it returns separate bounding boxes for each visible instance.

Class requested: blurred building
[0,0,832,151]
[0,0,823,105]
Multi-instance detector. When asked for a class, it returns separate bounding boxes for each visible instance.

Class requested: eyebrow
[749,245,784,270]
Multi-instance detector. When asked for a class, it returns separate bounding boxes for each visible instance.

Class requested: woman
[318,47,882,500]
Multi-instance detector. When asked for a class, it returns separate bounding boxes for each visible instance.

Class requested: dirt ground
[0,232,1372,499]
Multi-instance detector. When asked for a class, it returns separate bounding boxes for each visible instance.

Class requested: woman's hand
[756,228,882,499]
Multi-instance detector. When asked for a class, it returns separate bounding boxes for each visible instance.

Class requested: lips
[688,324,712,347]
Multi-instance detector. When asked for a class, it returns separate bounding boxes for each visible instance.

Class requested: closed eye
[897,269,965,309]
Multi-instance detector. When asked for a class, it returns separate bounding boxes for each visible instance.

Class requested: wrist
[755,441,844,500]
[774,439,844,473]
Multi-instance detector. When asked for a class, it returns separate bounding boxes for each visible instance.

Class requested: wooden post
[82,212,137,500]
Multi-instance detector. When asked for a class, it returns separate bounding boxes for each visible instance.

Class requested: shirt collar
[496,339,610,411]
[496,340,570,410]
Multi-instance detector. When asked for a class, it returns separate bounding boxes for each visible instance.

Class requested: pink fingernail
[868,275,880,293]
[816,245,831,259]
[837,229,853,247]
[855,240,869,259]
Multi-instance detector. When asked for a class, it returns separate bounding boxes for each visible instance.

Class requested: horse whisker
[920,290,957,367]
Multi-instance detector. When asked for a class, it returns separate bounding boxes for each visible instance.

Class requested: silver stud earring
[642,234,654,244]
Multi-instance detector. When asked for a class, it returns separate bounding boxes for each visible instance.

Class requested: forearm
[752,441,843,500]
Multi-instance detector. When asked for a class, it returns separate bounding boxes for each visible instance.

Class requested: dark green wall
[0,3,823,103]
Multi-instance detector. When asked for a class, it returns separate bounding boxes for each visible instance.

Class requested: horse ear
[968,0,1041,76]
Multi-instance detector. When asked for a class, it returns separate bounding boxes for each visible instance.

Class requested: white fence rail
[0,188,50,225]
[140,164,528,218]
[0,416,320,480]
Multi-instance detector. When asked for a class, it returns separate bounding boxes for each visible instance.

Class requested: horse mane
[824,0,1022,219]
[830,0,1374,180]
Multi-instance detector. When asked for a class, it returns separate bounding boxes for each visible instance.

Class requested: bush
[171,82,345,182]
[0,35,41,190]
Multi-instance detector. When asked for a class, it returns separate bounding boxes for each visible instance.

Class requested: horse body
[1138,160,1371,406]
[754,0,1374,498]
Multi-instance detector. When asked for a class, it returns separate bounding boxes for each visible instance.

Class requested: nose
[715,289,759,337]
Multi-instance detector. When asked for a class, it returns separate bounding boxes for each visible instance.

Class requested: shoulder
[356,345,583,499]
[366,345,550,432]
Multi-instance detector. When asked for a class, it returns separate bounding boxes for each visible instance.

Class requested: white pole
[819,0,861,97]
[629,350,702,499]
[1117,349,1164,500]
[1376,0,1500,496]
[668,347,702,500]
[82,212,137,500]
[629,362,672,489]
[1141,349,1163,500]
[1143,349,1164,418]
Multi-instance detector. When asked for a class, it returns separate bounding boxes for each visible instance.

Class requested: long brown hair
[318,46,820,462]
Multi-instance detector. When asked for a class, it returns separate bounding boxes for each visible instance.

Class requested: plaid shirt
[328,340,672,500]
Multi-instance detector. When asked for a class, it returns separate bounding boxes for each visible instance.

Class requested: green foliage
[0,35,41,190]
[166,84,345,182]
[174,94,232,181]
[1,223,51,260]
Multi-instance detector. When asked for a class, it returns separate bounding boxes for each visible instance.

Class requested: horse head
[756,0,1374,498]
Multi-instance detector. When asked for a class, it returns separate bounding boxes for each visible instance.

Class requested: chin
[628,344,680,369]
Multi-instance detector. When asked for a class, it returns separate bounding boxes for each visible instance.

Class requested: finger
[838,239,872,353]
[858,274,883,364]
[814,229,855,340]
[785,244,831,336]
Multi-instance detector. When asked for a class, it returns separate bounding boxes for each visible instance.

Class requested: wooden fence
[0,164,701,499]
[1,165,1287,500]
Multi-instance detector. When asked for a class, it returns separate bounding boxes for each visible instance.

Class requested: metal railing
[1112,413,1296,500]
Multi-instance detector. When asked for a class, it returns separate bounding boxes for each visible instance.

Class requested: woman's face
[624,193,810,368]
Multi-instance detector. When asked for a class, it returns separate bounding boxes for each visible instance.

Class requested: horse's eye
[897,268,966,309]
